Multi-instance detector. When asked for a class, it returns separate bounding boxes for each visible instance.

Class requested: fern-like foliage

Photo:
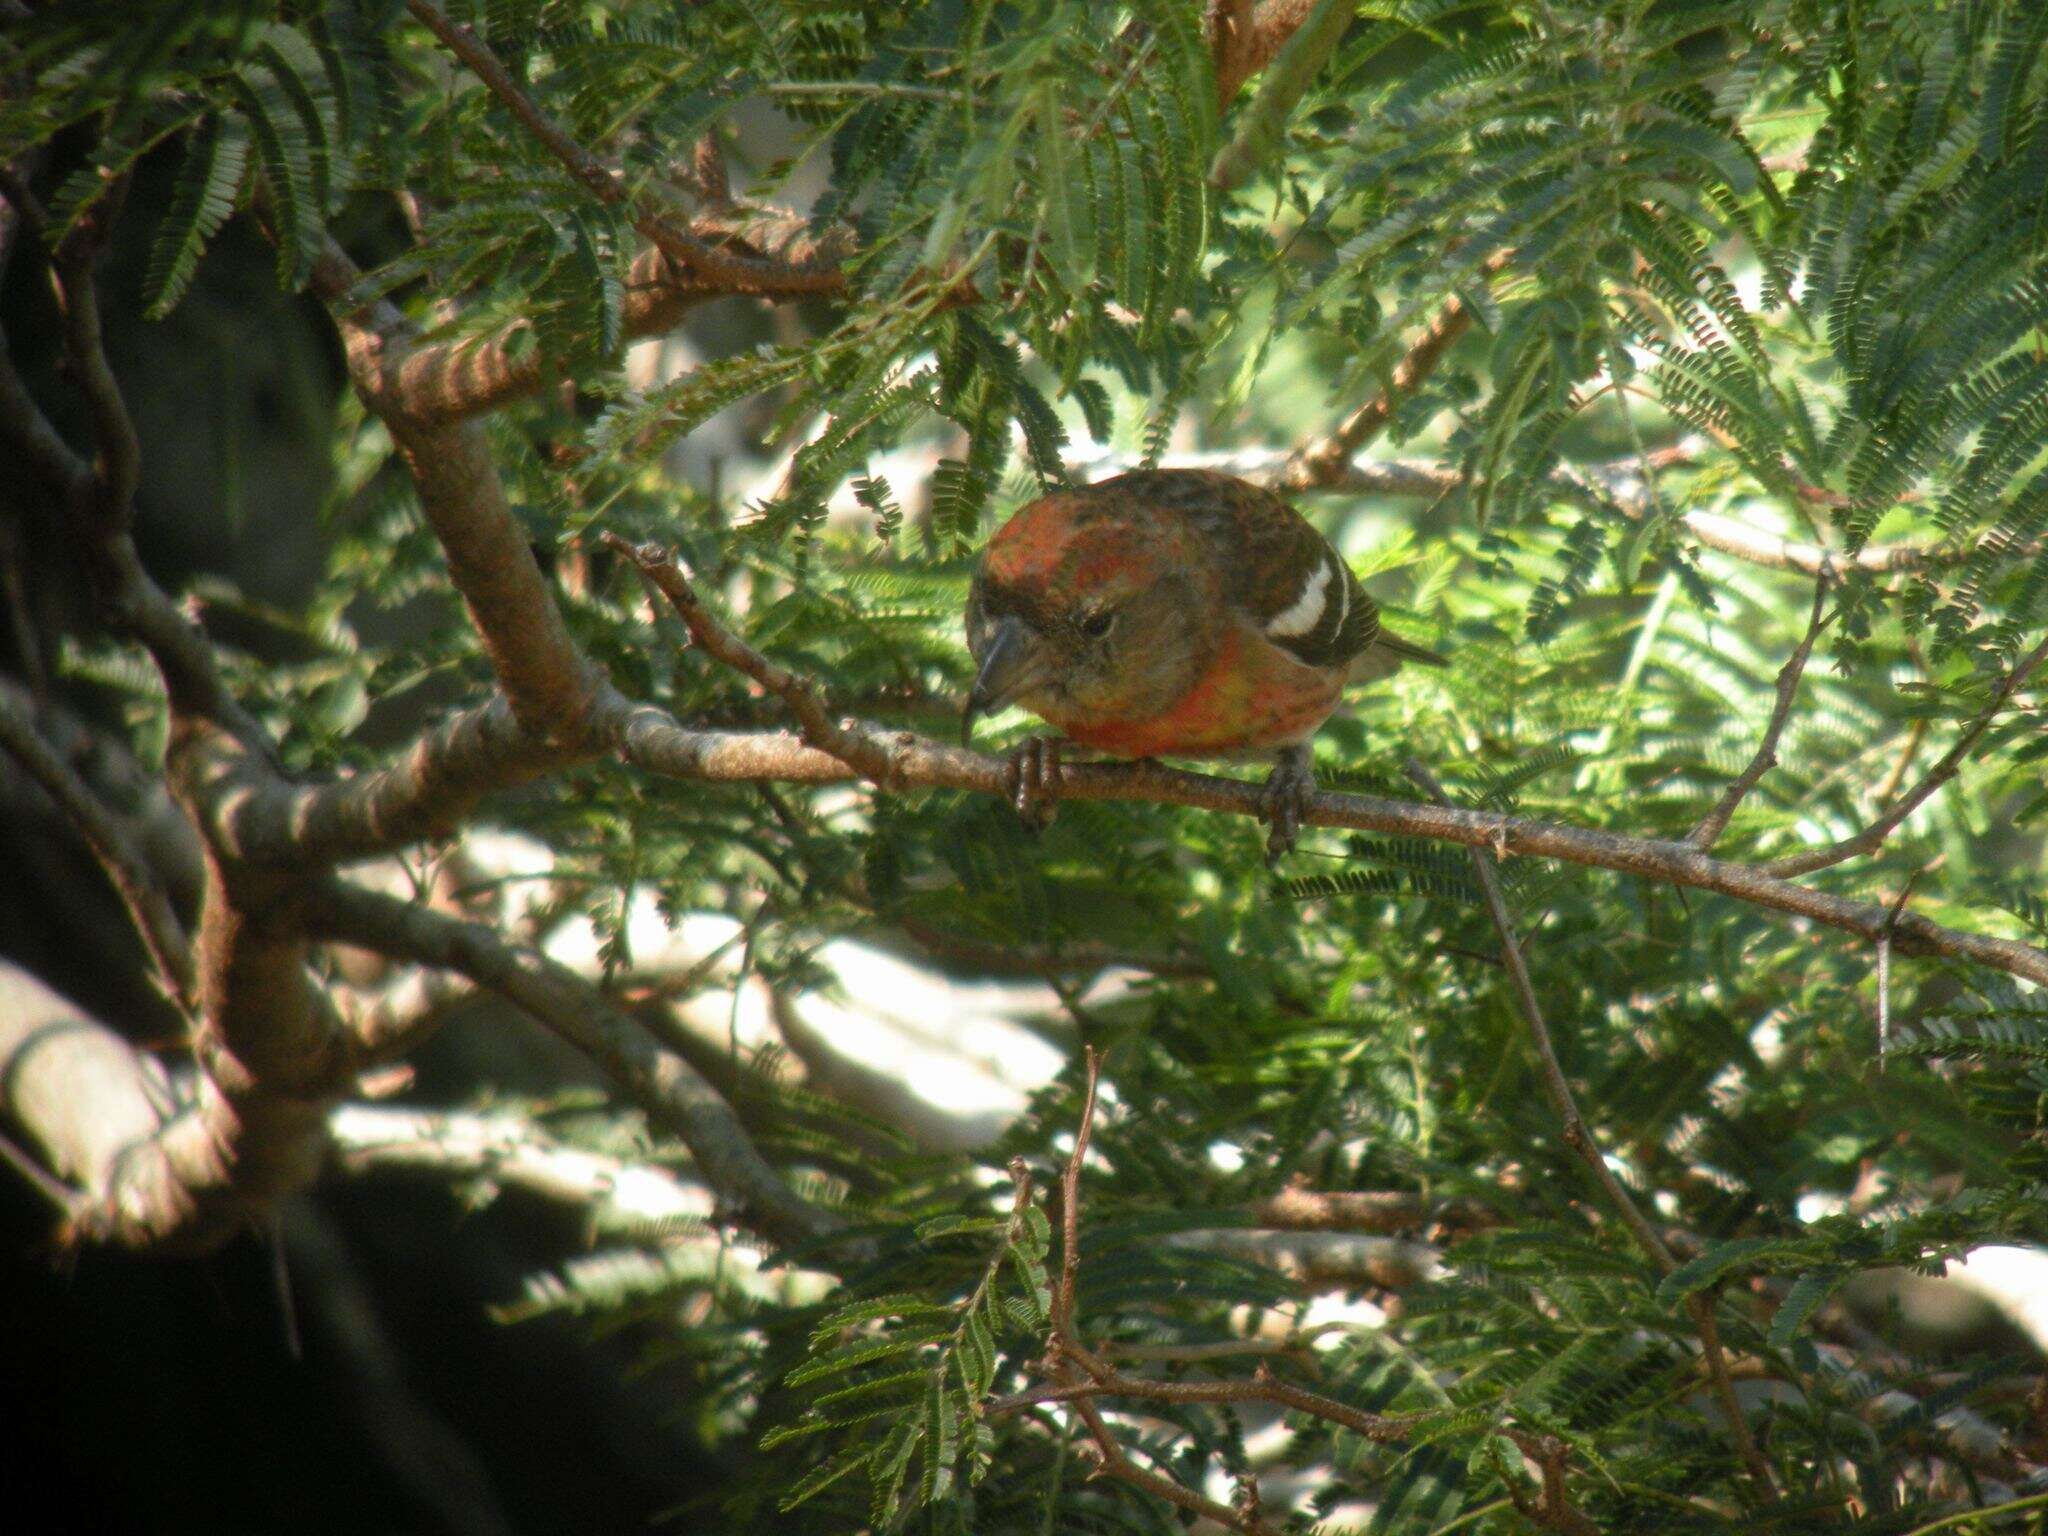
[10,1,2048,1532]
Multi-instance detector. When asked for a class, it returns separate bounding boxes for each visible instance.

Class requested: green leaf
[1656,1236,1809,1307]
[809,1294,954,1348]
[785,1323,952,1387]
[143,115,251,320]
[919,1372,959,1504]
[778,1443,873,1512]
[1768,1270,1847,1351]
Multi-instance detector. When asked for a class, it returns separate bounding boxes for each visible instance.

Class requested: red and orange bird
[962,468,1443,859]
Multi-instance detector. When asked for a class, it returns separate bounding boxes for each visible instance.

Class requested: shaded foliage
[7,1,2048,1532]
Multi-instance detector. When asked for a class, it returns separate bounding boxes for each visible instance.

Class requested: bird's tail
[1348,629,1448,683]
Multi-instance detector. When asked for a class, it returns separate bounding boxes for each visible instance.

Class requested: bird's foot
[1002,736,1066,832]
[1259,746,1315,865]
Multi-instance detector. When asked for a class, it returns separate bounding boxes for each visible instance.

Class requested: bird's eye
[1078,610,1116,639]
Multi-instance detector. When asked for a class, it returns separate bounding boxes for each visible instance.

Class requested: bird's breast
[1060,623,1344,758]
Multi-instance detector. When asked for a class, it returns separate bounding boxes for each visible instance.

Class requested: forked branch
[0,685,195,1008]
[304,879,838,1249]
[1283,250,1515,490]
[1760,631,2048,878]
[986,1047,1597,1536]
[1406,759,1778,1501]
[601,532,899,783]
[1688,568,1833,849]
[406,0,843,298]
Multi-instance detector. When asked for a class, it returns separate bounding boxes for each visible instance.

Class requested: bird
[961,468,1444,859]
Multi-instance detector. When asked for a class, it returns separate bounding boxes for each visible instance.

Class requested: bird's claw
[1259,747,1315,865]
[1003,737,1065,832]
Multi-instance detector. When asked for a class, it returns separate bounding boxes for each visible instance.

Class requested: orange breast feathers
[1059,622,1345,759]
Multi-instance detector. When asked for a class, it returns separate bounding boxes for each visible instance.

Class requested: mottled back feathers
[1052,469,1382,674]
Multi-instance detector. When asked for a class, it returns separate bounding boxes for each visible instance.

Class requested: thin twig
[990,1368,1422,1443]
[1283,250,1514,490]
[1098,1332,1329,1364]
[46,179,141,526]
[1070,1395,1278,1534]
[405,0,841,297]
[1009,1041,1594,1534]
[1761,631,2048,877]
[0,688,195,1008]
[1405,757,1778,1501]
[1688,567,1833,848]
[304,879,839,1250]
[1027,1048,1285,1535]
[602,531,899,782]
[1874,867,1931,1066]
[992,1371,1593,1532]
[1052,1045,1100,1346]
[0,1125,81,1214]
[1080,441,1986,575]
[1873,716,1928,805]
[1403,764,1675,1265]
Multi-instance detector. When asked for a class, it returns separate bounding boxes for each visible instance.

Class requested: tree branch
[603,532,900,781]
[329,1101,709,1229]
[355,213,842,423]
[0,682,195,1007]
[1067,1392,1281,1535]
[1051,1045,1100,1346]
[1406,759,1777,1501]
[0,182,268,743]
[1211,0,1323,108]
[0,321,88,501]
[1687,568,1833,848]
[1760,631,2048,878]
[203,660,2048,993]
[1209,0,1356,190]
[1282,251,1514,490]
[0,955,358,1251]
[1123,434,1981,579]
[307,234,600,740]
[406,0,844,298]
[303,879,839,1250]
[45,183,141,525]
[0,164,366,1256]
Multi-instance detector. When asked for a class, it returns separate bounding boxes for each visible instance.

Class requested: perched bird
[962,468,1443,858]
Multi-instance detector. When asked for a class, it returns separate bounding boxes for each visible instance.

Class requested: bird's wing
[1107,469,1380,671]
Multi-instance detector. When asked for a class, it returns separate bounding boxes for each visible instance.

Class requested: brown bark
[1212,0,1322,107]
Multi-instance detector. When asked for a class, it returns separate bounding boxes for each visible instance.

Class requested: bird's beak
[962,617,1041,745]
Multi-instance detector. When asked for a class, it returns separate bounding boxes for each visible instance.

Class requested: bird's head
[961,489,1220,743]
